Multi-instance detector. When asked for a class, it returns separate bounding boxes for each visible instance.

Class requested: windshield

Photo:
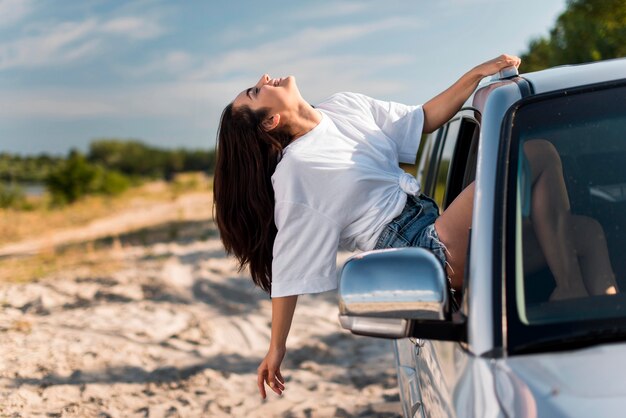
[506,81,626,352]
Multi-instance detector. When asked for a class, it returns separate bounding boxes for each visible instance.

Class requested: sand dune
[0,218,401,417]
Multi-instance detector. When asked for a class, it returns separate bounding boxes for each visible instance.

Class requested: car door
[411,113,479,418]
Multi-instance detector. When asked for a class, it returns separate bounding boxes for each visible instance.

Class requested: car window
[509,83,626,327]
[416,133,437,194]
[446,118,479,207]
[433,119,461,209]
[431,117,479,211]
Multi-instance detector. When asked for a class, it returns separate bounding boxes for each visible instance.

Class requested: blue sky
[0,0,567,156]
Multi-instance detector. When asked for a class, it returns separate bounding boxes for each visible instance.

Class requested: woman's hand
[258,294,297,399]
[472,54,521,78]
[257,346,286,398]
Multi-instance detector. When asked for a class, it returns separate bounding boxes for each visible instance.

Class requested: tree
[521,0,626,72]
[88,138,216,178]
[88,139,165,178]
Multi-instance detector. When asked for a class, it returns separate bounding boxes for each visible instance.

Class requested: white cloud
[0,92,119,118]
[0,0,34,27]
[101,16,164,40]
[0,15,165,71]
[0,19,99,70]
[288,2,370,20]
[217,2,375,45]
[0,80,236,120]
[269,53,415,102]
[112,15,420,87]
[217,24,272,46]
[119,50,194,77]
[188,17,420,81]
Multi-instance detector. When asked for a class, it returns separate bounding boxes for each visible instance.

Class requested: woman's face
[233,74,300,115]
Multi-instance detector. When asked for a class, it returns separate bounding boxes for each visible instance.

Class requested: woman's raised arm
[422,54,521,133]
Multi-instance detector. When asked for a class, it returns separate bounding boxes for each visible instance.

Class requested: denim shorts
[374,194,448,271]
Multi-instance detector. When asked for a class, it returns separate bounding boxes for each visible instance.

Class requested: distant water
[1,182,46,197]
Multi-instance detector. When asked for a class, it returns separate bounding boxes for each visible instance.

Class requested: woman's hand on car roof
[473,54,521,78]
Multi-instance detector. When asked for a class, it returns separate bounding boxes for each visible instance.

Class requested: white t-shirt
[270,92,425,297]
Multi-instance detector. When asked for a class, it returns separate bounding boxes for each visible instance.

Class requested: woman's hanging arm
[257,294,298,398]
[422,54,521,134]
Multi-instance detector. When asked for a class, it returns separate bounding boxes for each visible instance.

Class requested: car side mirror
[338,247,465,341]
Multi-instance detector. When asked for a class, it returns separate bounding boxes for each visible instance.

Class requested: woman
[213,54,613,399]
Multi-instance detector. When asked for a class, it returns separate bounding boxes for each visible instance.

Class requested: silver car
[338,58,626,418]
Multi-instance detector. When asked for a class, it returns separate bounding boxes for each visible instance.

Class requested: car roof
[521,57,626,94]
[468,57,626,114]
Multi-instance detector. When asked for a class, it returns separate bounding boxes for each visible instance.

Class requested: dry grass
[0,173,212,248]
[0,172,213,283]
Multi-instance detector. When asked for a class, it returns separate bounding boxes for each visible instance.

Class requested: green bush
[99,169,131,195]
[45,150,131,205]
[0,183,26,209]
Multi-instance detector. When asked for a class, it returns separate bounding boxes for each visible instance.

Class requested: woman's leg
[523,214,617,295]
[570,215,617,295]
[523,139,588,299]
[434,182,474,291]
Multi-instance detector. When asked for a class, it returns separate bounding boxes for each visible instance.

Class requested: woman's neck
[285,102,322,140]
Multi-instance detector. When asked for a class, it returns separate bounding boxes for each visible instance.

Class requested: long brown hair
[213,103,293,294]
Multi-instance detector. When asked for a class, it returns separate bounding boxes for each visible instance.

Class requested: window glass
[416,134,435,193]
[433,119,460,209]
[512,84,626,325]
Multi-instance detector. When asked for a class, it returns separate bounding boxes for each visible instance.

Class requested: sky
[0,0,567,156]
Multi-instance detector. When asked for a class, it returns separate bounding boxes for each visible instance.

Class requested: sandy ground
[0,207,402,417]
